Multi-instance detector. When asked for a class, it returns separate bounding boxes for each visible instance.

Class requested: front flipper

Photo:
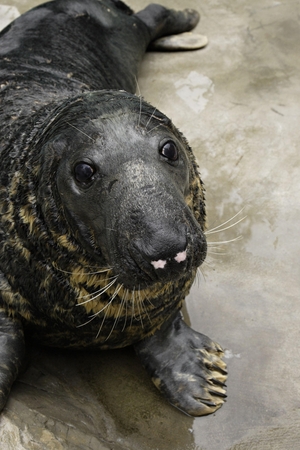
[0,309,26,411]
[134,313,227,416]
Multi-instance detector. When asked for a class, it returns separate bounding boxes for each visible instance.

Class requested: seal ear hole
[74,162,95,184]
[159,140,179,162]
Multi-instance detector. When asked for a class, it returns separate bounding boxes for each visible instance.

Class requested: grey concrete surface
[1,0,300,448]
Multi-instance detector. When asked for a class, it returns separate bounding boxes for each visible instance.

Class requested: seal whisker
[141,291,152,324]
[66,122,95,142]
[95,303,111,339]
[115,286,126,330]
[202,260,212,269]
[104,283,125,341]
[54,264,112,276]
[77,276,117,302]
[77,281,121,329]
[207,245,226,250]
[78,275,117,298]
[207,235,243,246]
[76,313,99,328]
[76,301,112,328]
[121,289,129,332]
[134,75,143,129]
[145,122,164,135]
[138,285,151,325]
[89,280,121,316]
[195,268,200,287]
[144,289,155,309]
[137,285,144,312]
[136,287,144,328]
[200,266,206,281]
[207,243,228,252]
[205,207,246,235]
[77,276,118,304]
[144,106,158,132]
[97,283,123,340]
[205,215,247,235]
[129,288,136,329]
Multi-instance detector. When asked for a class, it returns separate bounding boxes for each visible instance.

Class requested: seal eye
[74,162,95,183]
[159,141,178,161]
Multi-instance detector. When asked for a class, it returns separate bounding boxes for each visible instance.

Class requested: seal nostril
[174,250,187,263]
[151,259,167,269]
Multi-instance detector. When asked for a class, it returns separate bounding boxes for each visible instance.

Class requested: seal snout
[125,215,207,285]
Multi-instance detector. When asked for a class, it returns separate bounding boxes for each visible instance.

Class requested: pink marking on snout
[174,250,187,263]
[151,259,167,269]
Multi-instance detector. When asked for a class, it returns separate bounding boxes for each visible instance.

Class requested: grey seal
[0,0,227,416]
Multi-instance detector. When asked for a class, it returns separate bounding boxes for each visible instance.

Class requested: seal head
[36,90,207,291]
[0,89,207,350]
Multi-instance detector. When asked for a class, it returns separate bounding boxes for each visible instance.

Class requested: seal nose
[132,224,189,279]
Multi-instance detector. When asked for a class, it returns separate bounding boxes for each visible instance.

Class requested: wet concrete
[1,0,300,448]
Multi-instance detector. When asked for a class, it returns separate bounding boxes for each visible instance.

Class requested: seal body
[0,0,227,416]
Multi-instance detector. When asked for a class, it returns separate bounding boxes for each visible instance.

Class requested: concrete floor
[1,0,300,449]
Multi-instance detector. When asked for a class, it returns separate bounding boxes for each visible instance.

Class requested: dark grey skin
[0,0,227,416]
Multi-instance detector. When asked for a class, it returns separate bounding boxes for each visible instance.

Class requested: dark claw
[209,378,227,387]
[209,389,227,399]
[199,399,217,407]
[210,364,228,375]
